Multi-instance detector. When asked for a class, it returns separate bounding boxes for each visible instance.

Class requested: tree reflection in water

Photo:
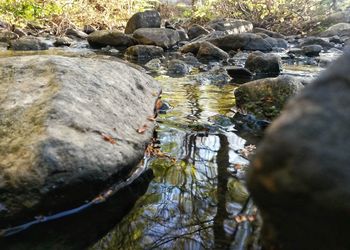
[92,79,254,250]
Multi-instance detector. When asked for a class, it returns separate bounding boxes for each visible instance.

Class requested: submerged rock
[299,37,333,50]
[133,28,180,49]
[0,55,160,224]
[234,76,303,120]
[191,67,231,85]
[125,10,161,34]
[87,30,137,49]
[247,49,350,250]
[245,51,282,76]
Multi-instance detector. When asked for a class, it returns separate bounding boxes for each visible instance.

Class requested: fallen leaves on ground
[137,124,148,134]
[101,133,117,144]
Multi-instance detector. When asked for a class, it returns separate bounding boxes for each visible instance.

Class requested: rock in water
[247,50,350,249]
[87,30,137,49]
[245,51,282,76]
[0,55,160,225]
[125,10,161,34]
[133,28,180,49]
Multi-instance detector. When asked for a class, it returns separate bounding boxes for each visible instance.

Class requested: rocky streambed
[0,9,349,250]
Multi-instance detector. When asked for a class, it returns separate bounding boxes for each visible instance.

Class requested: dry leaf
[137,124,148,134]
[101,133,116,144]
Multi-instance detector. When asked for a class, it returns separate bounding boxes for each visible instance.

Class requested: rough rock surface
[234,76,303,120]
[125,45,164,60]
[133,28,180,49]
[197,41,229,61]
[9,37,49,51]
[125,10,161,34]
[247,50,350,250]
[245,51,282,76]
[0,55,160,224]
[87,30,137,48]
[209,33,272,52]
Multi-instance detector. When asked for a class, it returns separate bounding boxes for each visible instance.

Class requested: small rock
[133,28,180,49]
[53,37,73,47]
[145,58,162,71]
[225,66,253,82]
[125,10,161,34]
[125,45,164,60]
[10,37,49,51]
[177,29,189,41]
[197,41,229,62]
[245,51,282,76]
[167,59,190,76]
[188,24,210,40]
[234,75,304,120]
[253,27,285,39]
[66,28,88,39]
[302,45,323,57]
[208,18,253,34]
[83,24,96,34]
[300,37,333,50]
[87,30,137,49]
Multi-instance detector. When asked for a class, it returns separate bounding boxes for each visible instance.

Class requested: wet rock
[245,51,282,76]
[167,59,190,76]
[234,76,303,120]
[253,27,285,39]
[83,24,96,34]
[187,24,210,40]
[87,30,136,49]
[145,58,162,71]
[180,53,202,67]
[54,37,73,47]
[10,37,49,51]
[299,37,333,50]
[191,67,231,85]
[209,33,272,52]
[226,66,253,78]
[247,50,350,250]
[133,28,180,49]
[208,18,253,34]
[125,45,164,60]
[302,45,323,57]
[197,41,229,62]
[65,28,88,39]
[320,23,350,37]
[0,30,18,43]
[264,37,288,49]
[125,10,161,34]
[0,55,160,224]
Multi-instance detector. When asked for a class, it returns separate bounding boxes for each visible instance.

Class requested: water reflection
[92,78,251,250]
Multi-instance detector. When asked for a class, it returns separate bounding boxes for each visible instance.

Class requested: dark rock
[0,30,18,43]
[188,24,210,40]
[54,37,73,47]
[209,33,272,52]
[208,18,253,34]
[65,28,88,39]
[253,27,285,39]
[247,50,350,250]
[329,35,343,44]
[144,58,162,71]
[83,24,96,34]
[302,45,323,57]
[125,45,164,60]
[87,30,137,49]
[197,41,229,61]
[225,66,253,81]
[167,59,190,76]
[265,37,288,49]
[125,10,161,34]
[133,28,180,49]
[10,37,49,51]
[234,76,303,120]
[299,37,333,50]
[245,51,282,76]
[0,55,160,224]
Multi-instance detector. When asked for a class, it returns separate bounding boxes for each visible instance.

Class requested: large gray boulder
[234,76,303,120]
[87,30,137,48]
[245,51,282,76]
[133,28,180,49]
[125,10,161,34]
[209,33,272,52]
[0,55,160,224]
[247,50,350,250]
[208,18,253,34]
